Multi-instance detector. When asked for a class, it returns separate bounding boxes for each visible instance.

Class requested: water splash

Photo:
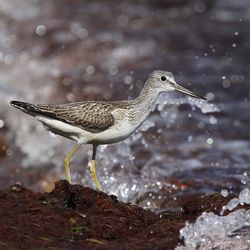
[156,94,220,114]
[88,95,219,201]
[221,188,250,215]
[177,209,250,250]
[177,189,250,250]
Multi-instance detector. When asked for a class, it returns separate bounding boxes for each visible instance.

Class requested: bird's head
[148,70,206,100]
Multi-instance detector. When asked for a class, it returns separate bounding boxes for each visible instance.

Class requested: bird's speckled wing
[34,102,116,133]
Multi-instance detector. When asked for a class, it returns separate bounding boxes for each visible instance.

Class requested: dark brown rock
[0,180,248,250]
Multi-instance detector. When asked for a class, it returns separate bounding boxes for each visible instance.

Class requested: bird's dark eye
[161,76,166,81]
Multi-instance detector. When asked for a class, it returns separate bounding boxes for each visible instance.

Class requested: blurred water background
[0,0,249,214]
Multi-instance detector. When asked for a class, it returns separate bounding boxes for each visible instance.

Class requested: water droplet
[221,189,229,197]
[86,65,95,75]
[131,184,137,191]
[239,188,250,204]
[225,198,239,211]
[0,120,4,128]
[209,116,217,125]
[233,120,240,127]
[198,122,204,129]
[194,1,206,13]
[36,25,47,36]
[207,138,213,145]
[222,79,231,88]
[241,171,249,185]
[123,75,133,85]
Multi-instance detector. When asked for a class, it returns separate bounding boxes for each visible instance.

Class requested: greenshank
[10,70,206,191]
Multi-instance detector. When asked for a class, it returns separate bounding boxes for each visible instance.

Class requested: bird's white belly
[90,121,136,144]
[37,116,137,145]
[37,116,91,143]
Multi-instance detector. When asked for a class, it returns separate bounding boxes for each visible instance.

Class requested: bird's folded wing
[34,102,115,133]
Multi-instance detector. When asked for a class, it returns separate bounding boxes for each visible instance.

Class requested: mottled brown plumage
[10,100,137,133]
[36,102,119,133]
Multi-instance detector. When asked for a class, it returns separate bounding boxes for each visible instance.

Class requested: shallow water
[0,0,249,216]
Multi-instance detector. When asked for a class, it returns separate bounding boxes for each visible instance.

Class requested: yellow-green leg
[89,145,102,191]
[64,143,81,184]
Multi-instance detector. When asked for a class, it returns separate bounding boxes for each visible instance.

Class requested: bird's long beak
[174,82,207,100]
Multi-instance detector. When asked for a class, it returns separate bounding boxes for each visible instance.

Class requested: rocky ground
[0,180,248,250]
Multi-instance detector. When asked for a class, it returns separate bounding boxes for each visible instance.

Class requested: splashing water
[177,210,250,250]
[156,94,220,114]
[177,189,250,250]
[95,95,219,201]
[220,188,250,215]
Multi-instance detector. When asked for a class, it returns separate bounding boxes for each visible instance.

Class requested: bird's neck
[126,81,160,128]
[135,80,160,110]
